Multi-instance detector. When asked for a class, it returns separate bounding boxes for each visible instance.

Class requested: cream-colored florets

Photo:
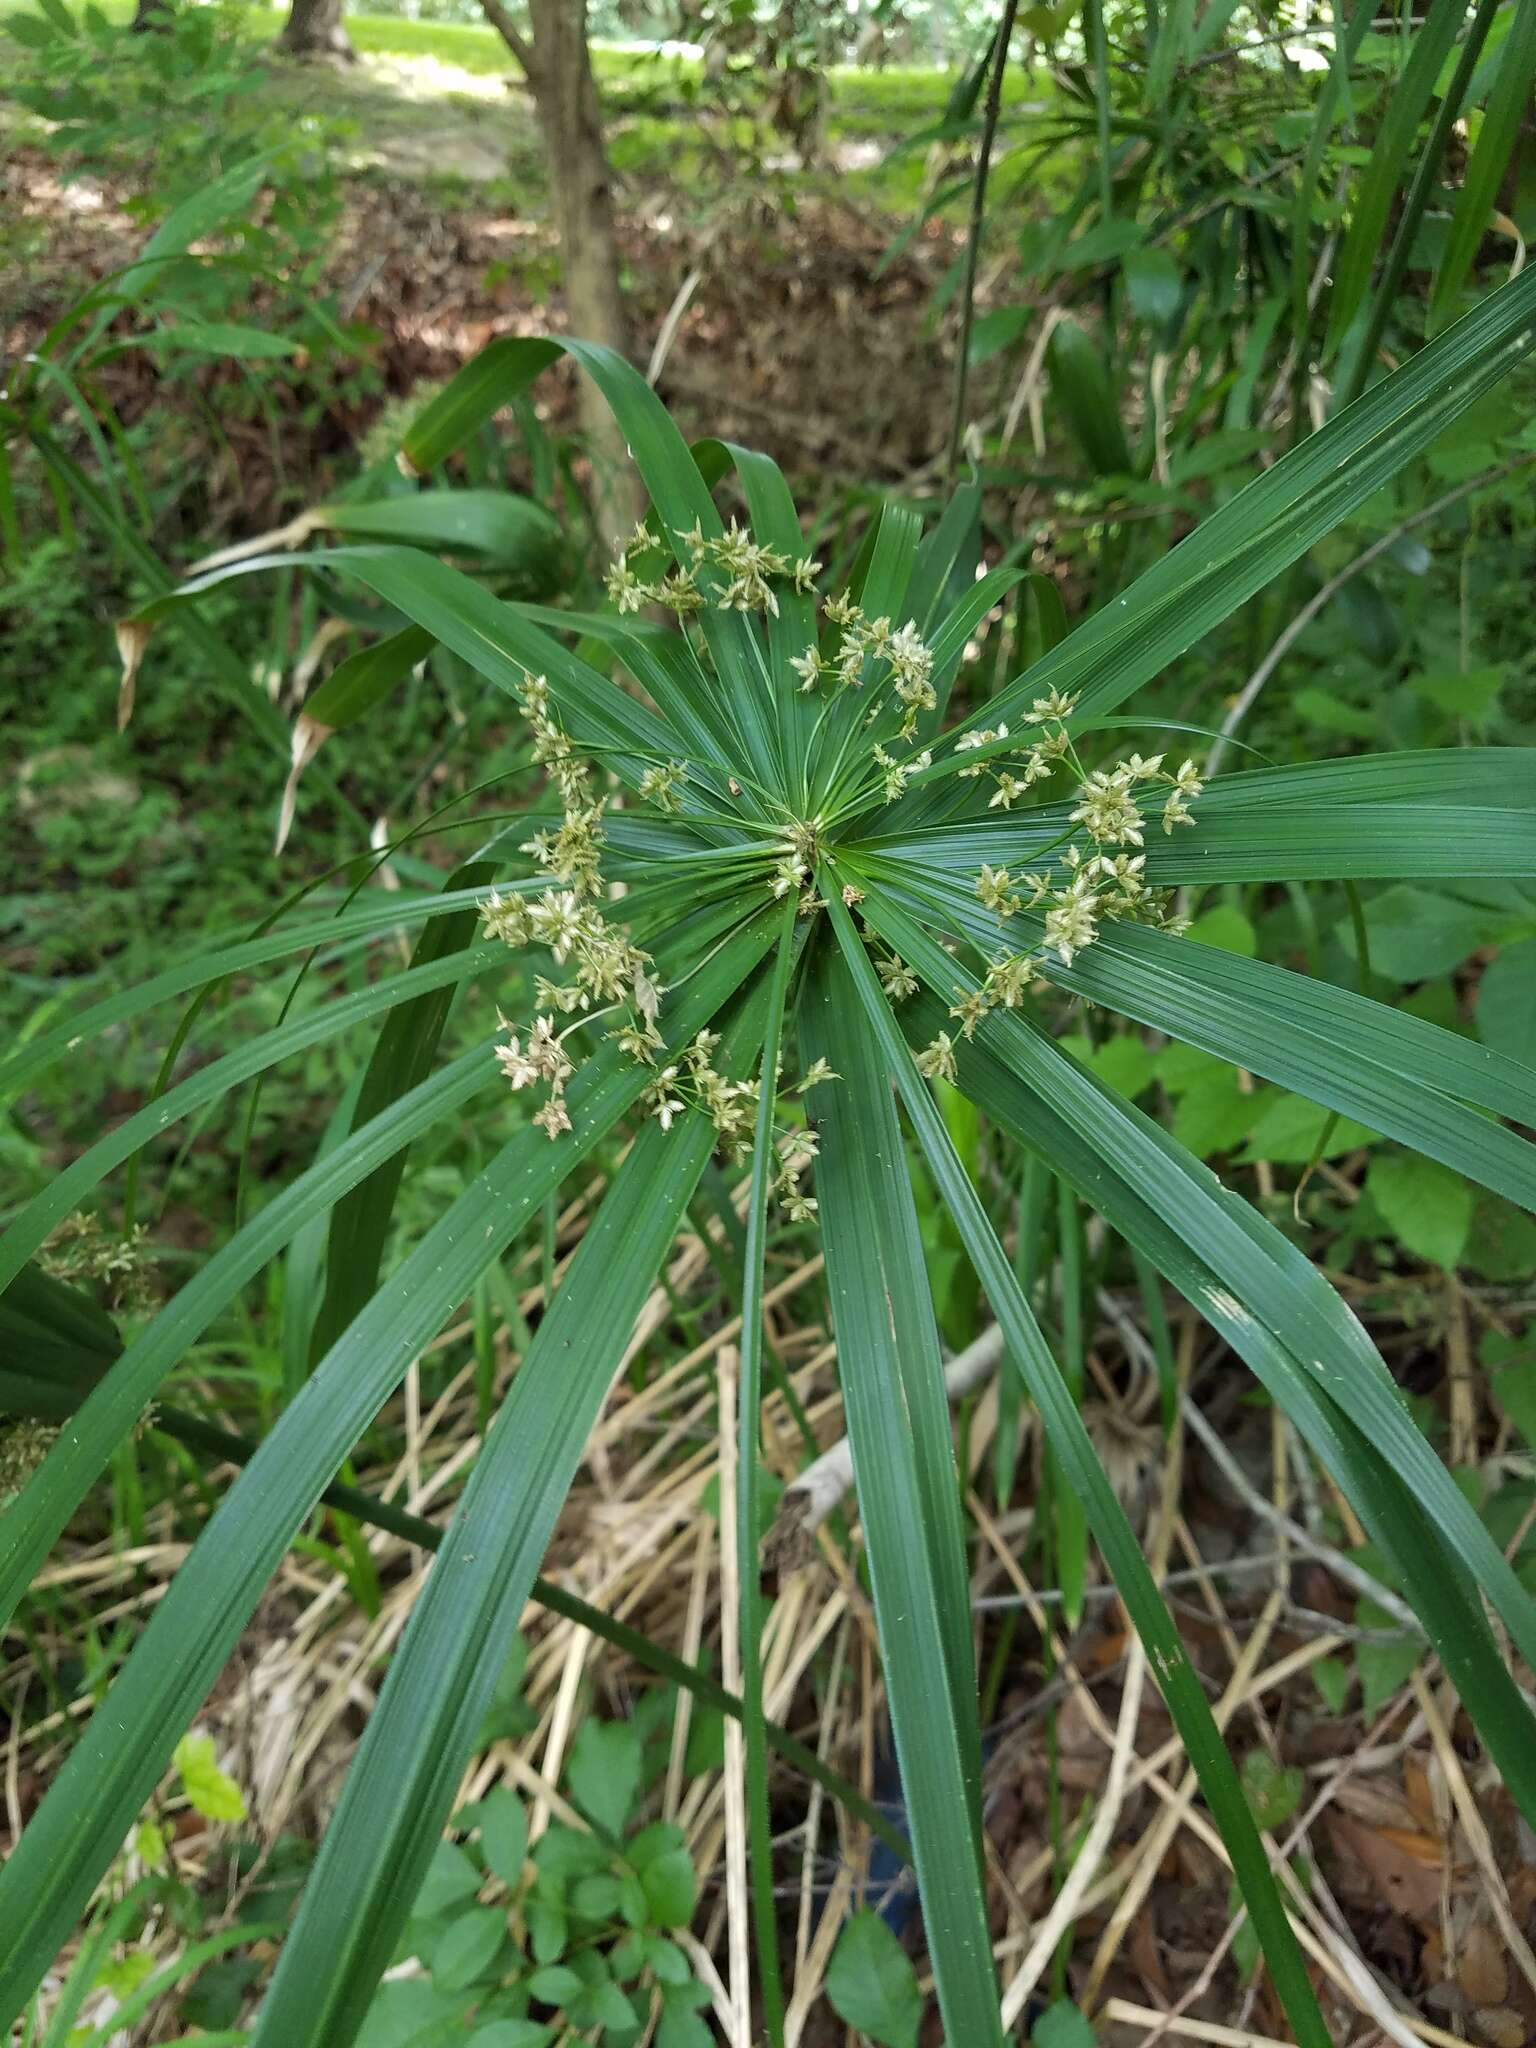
[0,1422,61,1507]
[877,954,919,1001]
[956,703,1203,974]
[638,760,688,814]
[916,1032,958,1083]
[491,518,1208,1151]
[40,1213,156,1313]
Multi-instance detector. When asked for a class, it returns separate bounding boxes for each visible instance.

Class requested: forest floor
[4,23,994,507]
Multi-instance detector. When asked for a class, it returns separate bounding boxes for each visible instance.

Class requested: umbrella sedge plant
[5,274,1536,2045]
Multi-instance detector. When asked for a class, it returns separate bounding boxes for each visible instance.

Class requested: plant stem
[948,0,1020,479]
[1088,0,1114,221]
[1338,0,1504,409]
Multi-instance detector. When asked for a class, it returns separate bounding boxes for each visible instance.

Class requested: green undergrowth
[7,5,1536,2038]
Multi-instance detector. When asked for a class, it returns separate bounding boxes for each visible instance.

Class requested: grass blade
[853,887,1536,1690]
[852,855,1536,1200]
[249,977,775,2047]
[0,909,779,2030]
[821,882,1332,2048]
[1428,0,1536,331]
[1324,0,1471,360]
[0,945,505,1297]
[734,900,800,2046]
[870,748,1536,883]
[0,883,494,1102]
[899,982,1536,1835]
[1292,0,1375,341]
[403,335,790,791]
[9,1264,910,1866]
[1341,0,1505,400]
[801,932,1003,2048]
[306,858,500,1367]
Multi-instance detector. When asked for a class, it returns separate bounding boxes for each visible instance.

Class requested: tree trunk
[278,0,354,63]
[482,0,640,550]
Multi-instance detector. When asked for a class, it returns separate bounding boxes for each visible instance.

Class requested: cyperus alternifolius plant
[5,279,1536,2048]
[482,514,1206,1170]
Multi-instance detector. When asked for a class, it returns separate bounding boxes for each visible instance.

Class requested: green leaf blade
[246,978,774,2048]
[801,935,1002,2048]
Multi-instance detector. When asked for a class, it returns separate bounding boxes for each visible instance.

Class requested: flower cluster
[602,520,946,759]
[41,1213,155,1314]
[480,662,830,1157]
[484,889,661,1020]
[641,1029,759,1153]
[770,818,823,900]
[638,760,688,813]
[953,690,1205,835]
[480,668,678,1139]
[899,719,1203,1072]
[871,743,933,801]
[916,1032,957,1082]
[877,953,919,1001]
[515,673,606,895]
[905,941,1044,1077]
[483,885,664,1141]
[2,1373,162,1507]
[485,511,1209,1164]
[762,1065,834,1219]
[794,608,938,737]
[961,695,1204,984]
[630,1042,831,1212]
[773,1125,820,1222]
[493,1011,578,1141]
[986,844,1163,970]
[1070,750,1204,843]
[605,518,820,622]
[0,1422,59,1507]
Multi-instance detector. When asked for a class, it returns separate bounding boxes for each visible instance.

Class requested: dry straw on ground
[8,1166,1535,2044]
